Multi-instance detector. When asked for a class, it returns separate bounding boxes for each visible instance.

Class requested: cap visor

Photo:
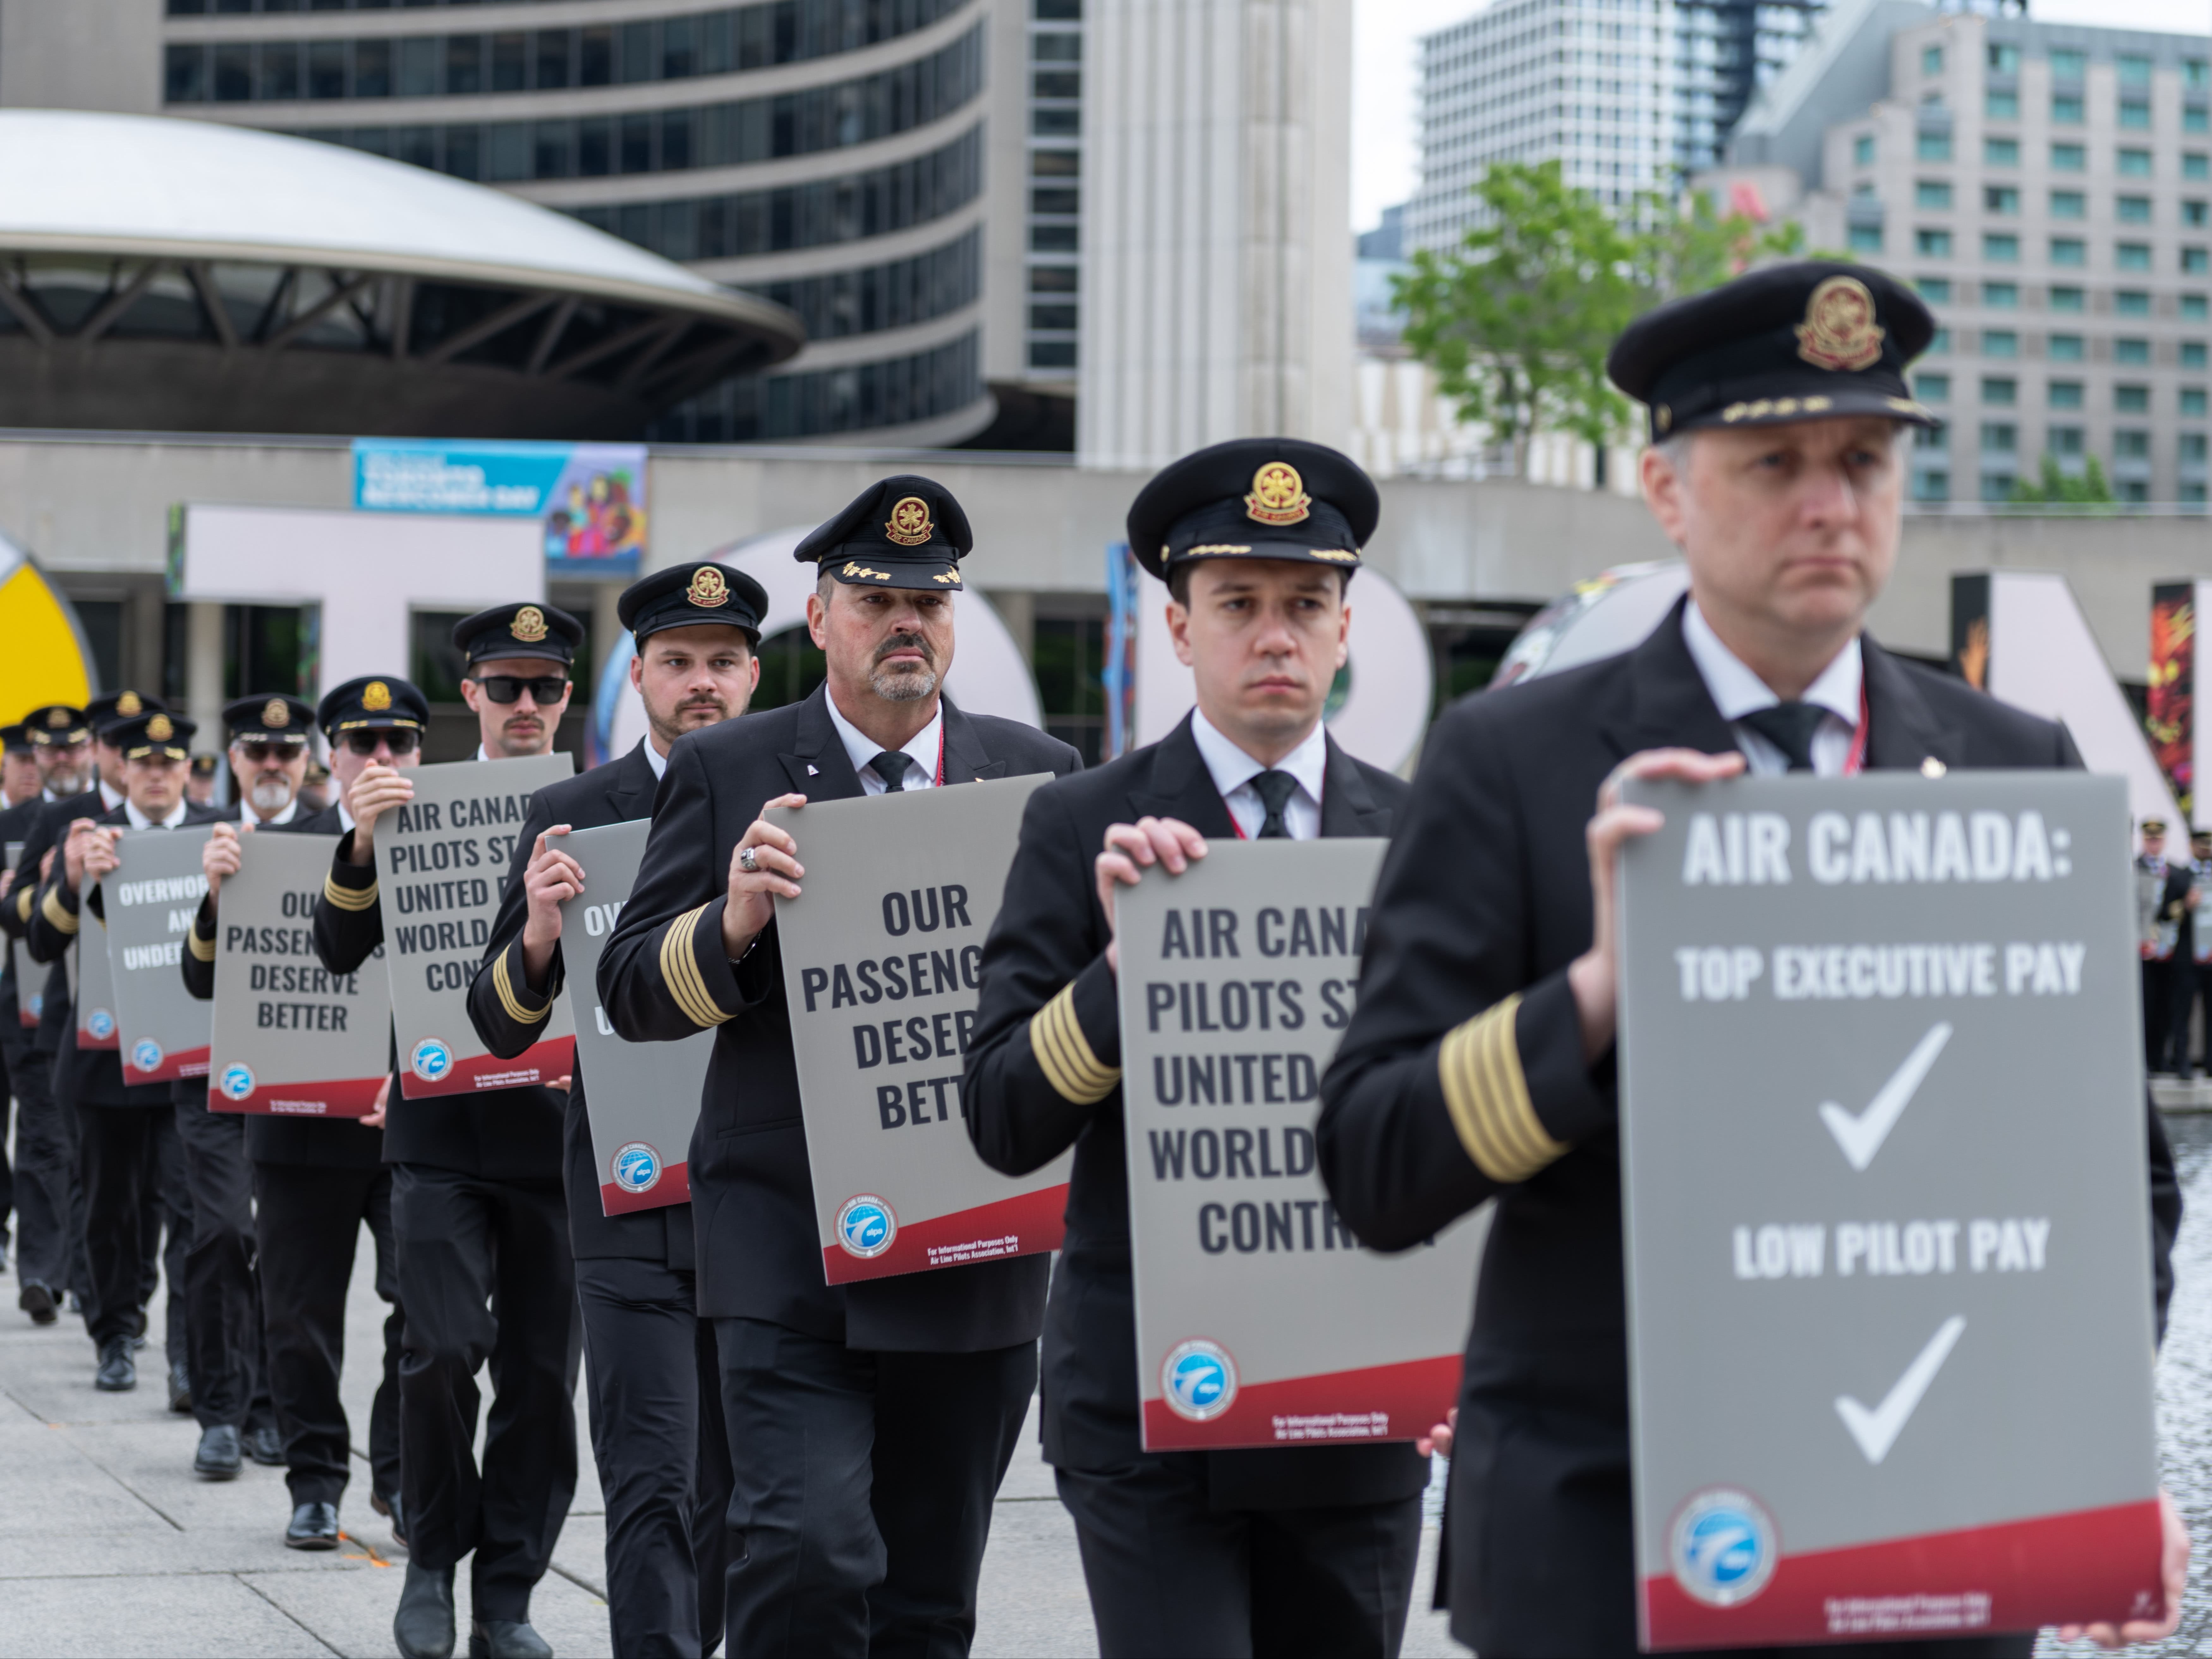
[823,559,963,592]
[1688,387,1939,431]
[1170,541,1363,570]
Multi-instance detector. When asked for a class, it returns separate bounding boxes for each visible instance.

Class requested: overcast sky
[1351,0,2212,233]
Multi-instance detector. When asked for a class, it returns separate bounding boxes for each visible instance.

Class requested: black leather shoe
[468,1620,552,1659]
[246,1423,285,1466]
[285,1500,340,1551]
[166,1359,193,1414]
[392,1560,456,1659]
[94,1338,135,1392]
[372,1487,409,1547]
[18,1281,56,1325]
[193,1424,241,1480]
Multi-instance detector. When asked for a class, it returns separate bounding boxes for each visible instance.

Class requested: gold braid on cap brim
[1029,981,1119,1104]
[1437,994,1567,1183]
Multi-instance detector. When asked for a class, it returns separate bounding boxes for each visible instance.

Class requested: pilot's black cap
[114,710,194,762]
[451,602,584,669]
[317,676,430,740]
[619,562,770,647]
[23,705,89,746]
[1607,261,1940,442]
[224,694,316,744]
[0,724,29,755]
[1126,439,1376,584]
[87,690,165,737]
[793,476,971,593]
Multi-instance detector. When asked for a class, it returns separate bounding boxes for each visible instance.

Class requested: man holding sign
[963,440,1426,1658]
[467,559,766,1658]
[601,478,1078,1658]
[1318,262,2187,1655]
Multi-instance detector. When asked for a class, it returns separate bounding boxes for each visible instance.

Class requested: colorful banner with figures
[106,827,216,1083]
[556,820,714,1214]
[352,439,648,577]
[1616,774,2160,1649]
[374,754,576,1098]
[1116,841,1487,1452]
[208,833,391,1117]
[769,778,1072,1285]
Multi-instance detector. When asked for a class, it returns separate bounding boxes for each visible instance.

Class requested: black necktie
[1738,703,1826,773]
[870,751,912,793]
[1250,771,1299,839]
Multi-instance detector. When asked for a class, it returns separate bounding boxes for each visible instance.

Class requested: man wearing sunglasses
[319,612,585,1659]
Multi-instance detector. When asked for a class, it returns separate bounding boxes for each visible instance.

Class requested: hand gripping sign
[556,819,714,1214]
[106,826,216,1083]
[1115,841,1488,1451]
[769,777,1072,1285]
[209,832,392,1117]
[1617,773,2161,1649]
[373,755,576,1097]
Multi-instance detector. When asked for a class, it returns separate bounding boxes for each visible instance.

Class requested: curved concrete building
[0,109,804,438]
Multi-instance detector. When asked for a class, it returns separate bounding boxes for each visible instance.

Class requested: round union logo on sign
[410,1037,453,1082]
[1160,1339,1239,1422]
[611,1142,661,1194]
[87,1007,115,1041]
[217,1064,255,1102]
[1668,1487,1778,1608]
[131,1038,163,1073]
[835,1194,897,1259]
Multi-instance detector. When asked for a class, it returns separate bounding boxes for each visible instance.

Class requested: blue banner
[351,440,648,577]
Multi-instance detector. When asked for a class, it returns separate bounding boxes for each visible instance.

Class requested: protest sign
[75,890,117,1051]
[107,826,215,1083]
[373,755,574,1098]
[208,832,391,1117]
[1116,840,1487,1451]
[1616,773,2160,1648]
[768,777,1070,1284]
[556,819,713,1213]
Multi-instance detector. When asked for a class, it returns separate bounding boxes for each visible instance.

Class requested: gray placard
[556,819,713,1214]
[1617,773,2158,1634]
[208,831,392,1116]
[105,826,216,1083]
[373,754,575,1097]
[1116,841,1488,1450]
[767,777,1073,1283]
[75,879,116,1051]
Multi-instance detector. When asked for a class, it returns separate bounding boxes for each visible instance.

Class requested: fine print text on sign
[1617,774,2160,1649]
[1116,841,1487,1452]
[209,833,392,1118]
[556,820,713,1215]
[374,755,575,1097]
[106,827,216,1083]
[769,777,1072,1285]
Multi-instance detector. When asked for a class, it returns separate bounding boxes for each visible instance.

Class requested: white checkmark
[1818,1021,1952,1173]
[1834,1315,1966,1465]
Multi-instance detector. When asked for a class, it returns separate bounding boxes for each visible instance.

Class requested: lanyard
[1842,682,1870,777]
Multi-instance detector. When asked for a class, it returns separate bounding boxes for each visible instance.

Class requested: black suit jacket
[465,740,694,1267]
[18,788,105,1062]
[964,714,1429,1512]
[32,799,232,1109]
[179,804,384,1170]
[313,802,563,1182]
[599,686,1080,1352]
[0,794,51,1034]
[1317,600,2184,1656]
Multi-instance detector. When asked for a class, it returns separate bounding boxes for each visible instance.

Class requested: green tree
[2008,453,2116,508]
[1636,186,1809,302]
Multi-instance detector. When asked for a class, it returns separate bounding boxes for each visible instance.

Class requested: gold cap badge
[510,605,550,644]
[1245,463,1312,528]
[263,698,291,729]
[147,713,174,743]
[117,690,142,717]
[362,681,392,713]
[687,567,729,608]
[1795,275,1886,373]
[884,496,934,548]
[46,708,69,729]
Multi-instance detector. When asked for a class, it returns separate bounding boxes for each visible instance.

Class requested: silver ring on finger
[738,846,760,874]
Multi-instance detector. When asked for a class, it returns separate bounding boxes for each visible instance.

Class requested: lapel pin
[807,764,819,776]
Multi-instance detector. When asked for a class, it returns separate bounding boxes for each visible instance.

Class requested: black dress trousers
[392,1163,580,1621]
[3,1035,70,1293]
[173,1088,275,1432]
[712,1316,1035,1659]
[76,1101,188,1350]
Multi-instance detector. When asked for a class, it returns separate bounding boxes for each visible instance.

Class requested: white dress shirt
[122,798,189,830]
[825,694,943,794]
[1188,710,1327,841]
[99,780,123,811]
[240,796,299,828]
[1680,601,1863,778]
[643,738,669,781]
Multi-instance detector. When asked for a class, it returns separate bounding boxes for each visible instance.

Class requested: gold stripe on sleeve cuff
[14,884,31,922]
[322,872,377,912]
[1438,993,1568,1184]
[1029,981,1119,1105]
[660,905,734,1029]
[40,886,79,937]
[493,948,551,1026]
[187,924,216,963]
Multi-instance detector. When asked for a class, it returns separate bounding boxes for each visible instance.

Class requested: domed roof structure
[0,110,804,439]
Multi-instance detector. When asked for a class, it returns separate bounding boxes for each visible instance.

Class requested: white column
[187,601,225,747]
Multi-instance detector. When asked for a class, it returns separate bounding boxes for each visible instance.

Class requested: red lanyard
[1843,681,1870,776]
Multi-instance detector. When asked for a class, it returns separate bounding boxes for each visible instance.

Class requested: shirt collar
[99,780,124,811]
[241,796,298,827]
[642,738,668,781]
[338,799,356,835]
[823,691,943,789]
[1682,600,1862,728]
[1188,709,1329,807]
[123,798,188,831]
